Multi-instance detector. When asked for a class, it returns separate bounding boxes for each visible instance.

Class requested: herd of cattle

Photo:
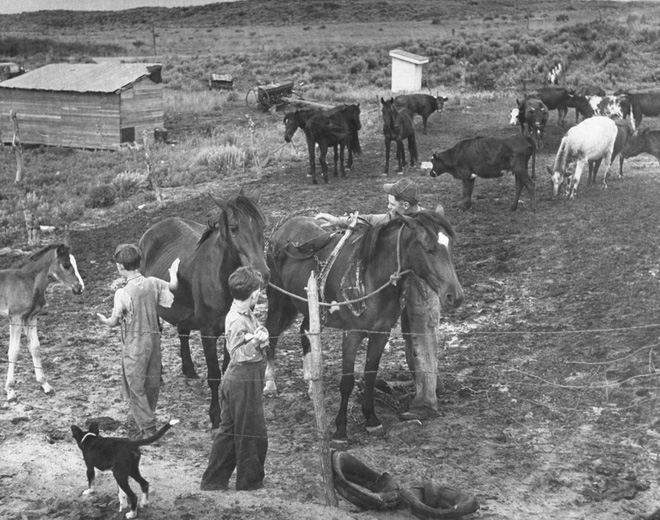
[283,85,660,212]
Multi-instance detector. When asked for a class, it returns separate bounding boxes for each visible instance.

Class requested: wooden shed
[389,49,429,93]
[0,62,163,150]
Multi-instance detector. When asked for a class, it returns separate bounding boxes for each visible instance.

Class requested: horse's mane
[12,243,68,269]
[197,194,265,249]
[355,210,454,268]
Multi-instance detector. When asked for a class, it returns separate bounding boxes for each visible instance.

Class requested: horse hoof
[42,383,53,395]
[365,424,386,437]
[182,370,199,379]
[6,392,17,404]
[263,381,278,396]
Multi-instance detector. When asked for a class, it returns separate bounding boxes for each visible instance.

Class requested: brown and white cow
[621,126,660,165]
[616,91,660,130]
[586,95,628,119]
[393,93,449,134]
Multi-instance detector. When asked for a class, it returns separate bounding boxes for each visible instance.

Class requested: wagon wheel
[245,87,259,109]
[261,89,273,109]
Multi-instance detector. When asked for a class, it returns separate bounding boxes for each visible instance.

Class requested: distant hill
[0,0,575,30]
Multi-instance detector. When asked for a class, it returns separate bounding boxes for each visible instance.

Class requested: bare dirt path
[2,95,660,520]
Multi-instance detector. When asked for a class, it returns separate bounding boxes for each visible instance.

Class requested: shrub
[195,144,247,174]
[112,170,149,200]
[86,184,116,208]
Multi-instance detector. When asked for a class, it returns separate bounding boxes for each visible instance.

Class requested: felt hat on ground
[330,450,401,510]
[399,480,479,519]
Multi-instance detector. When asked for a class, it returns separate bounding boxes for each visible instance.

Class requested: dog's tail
[134,419,179,446]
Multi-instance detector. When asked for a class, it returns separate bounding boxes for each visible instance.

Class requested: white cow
[547,116,617,199]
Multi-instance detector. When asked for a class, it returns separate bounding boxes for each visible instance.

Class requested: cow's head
[509,107,519,125]
[435,95,449,114]
[430,152,449,178]
[546,165,569,198]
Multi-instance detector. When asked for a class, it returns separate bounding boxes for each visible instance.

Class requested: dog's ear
[89,422,100,435]
[71,425,83,442]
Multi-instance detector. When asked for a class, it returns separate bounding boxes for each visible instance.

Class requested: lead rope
[268,223,411,308]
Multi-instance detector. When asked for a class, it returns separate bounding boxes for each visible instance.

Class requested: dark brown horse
[265,211,463,443]
[303,104,361,184]
[284,108,341,176]
[139,193,269,428]
[381,97,418,175]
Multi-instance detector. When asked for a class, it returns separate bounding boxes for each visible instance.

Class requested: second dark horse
[381,97,418,175]
[287,104,361,185]
[139,193,269,428]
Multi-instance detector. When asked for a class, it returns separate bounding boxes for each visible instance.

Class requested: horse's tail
[350,128,362,156]
[409,133,418,165]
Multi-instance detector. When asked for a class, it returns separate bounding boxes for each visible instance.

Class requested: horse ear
[208,193,226,210]
[380,97,385,105]
[89,422,99,435]
[56,244,68,257]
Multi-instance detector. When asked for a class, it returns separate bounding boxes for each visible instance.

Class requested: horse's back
[271,216,327,247]
[140,217,204,276]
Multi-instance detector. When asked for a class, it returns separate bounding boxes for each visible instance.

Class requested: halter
[81,432,97,444]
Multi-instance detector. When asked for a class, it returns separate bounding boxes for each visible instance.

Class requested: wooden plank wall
[120,78,164,144]
[0,78,164,150]
[0,90,120,150]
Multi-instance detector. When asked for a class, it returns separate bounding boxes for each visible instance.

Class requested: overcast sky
[0,0,239,14]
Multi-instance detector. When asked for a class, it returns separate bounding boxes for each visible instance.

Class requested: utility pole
[152,24,157,57]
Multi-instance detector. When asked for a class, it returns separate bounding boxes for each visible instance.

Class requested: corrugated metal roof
[0,62,162,93]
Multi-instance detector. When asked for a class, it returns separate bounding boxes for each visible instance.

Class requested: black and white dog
[71,419,178,519]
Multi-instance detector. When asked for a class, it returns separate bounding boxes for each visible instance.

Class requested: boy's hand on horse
[315,213,338,226]
[168,258,180,277]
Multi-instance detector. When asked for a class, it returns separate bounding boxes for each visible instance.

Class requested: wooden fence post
[142,129,163,203]
[10,110,23,183]
[305,272,338,507]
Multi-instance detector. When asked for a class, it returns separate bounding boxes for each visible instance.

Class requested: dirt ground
[2,94,660,520]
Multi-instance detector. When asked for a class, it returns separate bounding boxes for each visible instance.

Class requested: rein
[81,432,97,444]
[268,224,412,308]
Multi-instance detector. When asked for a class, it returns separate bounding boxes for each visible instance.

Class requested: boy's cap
[114,243,141,257]
[383,178,420,206]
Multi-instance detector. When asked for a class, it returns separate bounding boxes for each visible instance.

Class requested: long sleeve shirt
[225,299,268,365]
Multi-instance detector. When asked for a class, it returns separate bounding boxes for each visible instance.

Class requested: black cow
[571,85,606,123]
[621,126,660,165]
[588,118,633,187]
[517,97,549,150]
[575,84,606,97]
[616,91,660,130]
[524,86,575,125]
[393,93,449,134]
[567,95,595,124]
[430,134,536,212]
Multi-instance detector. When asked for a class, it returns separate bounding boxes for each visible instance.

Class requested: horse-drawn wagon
[246,81,298,111]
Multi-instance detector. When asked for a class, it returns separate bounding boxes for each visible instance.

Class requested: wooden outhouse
[0,62,163,150]
[389,49,429,93]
